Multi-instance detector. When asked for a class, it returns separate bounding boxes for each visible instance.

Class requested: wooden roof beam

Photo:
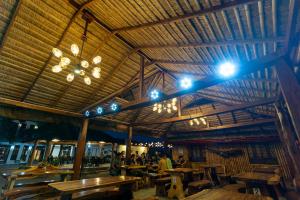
[21,0,97,102]
[112,0,259,33]
[145,60,216,67]
[90,51,285,116]
[169,118,275,134]
[136,37,285,50]
[133,97,276,125]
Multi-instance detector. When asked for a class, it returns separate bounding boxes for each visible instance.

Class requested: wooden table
[165,168,195,199]
[49,176,141,200]
[232,172,280,198]
[198,164,222,185]
[183,189,273,200]
[2,166,73,191]
[120,165,147,175]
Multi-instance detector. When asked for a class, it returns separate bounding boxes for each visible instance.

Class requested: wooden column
[28,139,38,166]
[110,143,116,169]
[276,59,300,139]
[275,102,300,175]
[43,141,52,162]
[73,119,89,180]
[126,126,133,164]
[139,56,145,99]
[178,97,182,117]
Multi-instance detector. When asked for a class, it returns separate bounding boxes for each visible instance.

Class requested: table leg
[119,183,134,200]
[121,168,126,176]
[60,193,72,200]
[168,175,185,199]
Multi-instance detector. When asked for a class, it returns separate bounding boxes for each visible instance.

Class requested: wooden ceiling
[0,0,299,136]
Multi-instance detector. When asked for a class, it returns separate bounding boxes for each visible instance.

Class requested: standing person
[110,152,121,176]
[158,153,168,173]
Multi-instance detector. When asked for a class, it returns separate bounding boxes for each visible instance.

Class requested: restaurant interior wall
[117,145,148,155]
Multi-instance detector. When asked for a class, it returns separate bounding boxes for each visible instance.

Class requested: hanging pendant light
[93,56,102,64]
[66,73,74,82]
[71,44,79,56]
[52,48,62,58]
[84,76,91,85]
[52,65,62,73]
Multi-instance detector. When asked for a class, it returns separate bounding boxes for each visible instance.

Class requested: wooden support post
[110,143,116,169]
[43,141,52,162]
[126,126,133,164]
[139,56,145,99]
[178,98,182,117]
[276,59,300,139]
[28,139,38,166]
[275,102,300,175]
[73,119,89,180]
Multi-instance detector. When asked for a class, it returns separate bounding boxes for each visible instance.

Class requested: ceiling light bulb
[60,57,71,66]
[92,67,101,78]
[81,60,89,68]
[150,89,159,100]
[52,65,62,73]
[219,62,236,77]
[93,56,102,64]
[167,103,171,108]
[84,76,91,85]
[79,69,85,76]
[167,108,171,113]
[153,106,157,111]
[180,77,192,89]
[158,109,162,113]
[172,106,177,111]
[189,120,194,126]
[158,104,162,108]
[66,73,74,82]
[52,48,62,58]
[172,98,177,102]
[71,44,79,56]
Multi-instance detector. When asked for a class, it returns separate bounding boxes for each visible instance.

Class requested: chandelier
[51,13,101,85]
[153,98,178,114]
[189,117,207,126]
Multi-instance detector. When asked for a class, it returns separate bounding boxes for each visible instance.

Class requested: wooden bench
[72,187,120,200]
[154,177,171,196]
[222,183,246,193]
[4,185,51,200]
[188,180,211,195]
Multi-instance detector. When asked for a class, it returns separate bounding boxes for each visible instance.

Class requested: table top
[165,168,195,174]
[2,167,73,179]
[120,165,147,169]
[198,164,223,168]
[183,189,273,200]
[49,176,141,194]
[232,172,280,185]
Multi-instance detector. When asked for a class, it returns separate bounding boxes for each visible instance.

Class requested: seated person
[177,155,186,167]
[158,153,172,173]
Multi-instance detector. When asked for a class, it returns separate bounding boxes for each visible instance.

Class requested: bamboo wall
[172,143,292,181]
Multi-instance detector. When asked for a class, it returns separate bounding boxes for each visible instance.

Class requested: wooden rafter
[169,118,275,134]
[92,51,284,116]
[133,97,276,125]
[136,37,285,50]
[21,0,97,102]
[146,60,216,67]
[0,0,22,50]
[112,0,259,33]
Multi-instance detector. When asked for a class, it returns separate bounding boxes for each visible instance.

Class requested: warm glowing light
[194,118,200,125]
[52,48,62,58]
[93,56,102,64]
[81,60,89,68]
[84,76,91,85]
[71,44,79,56]
[158,109,162,113]
[167,108,171,113]
[80,70,85,76]
[60,57,71,66]
[219,62,236,77]
[66,73,74,82]
[92,67,101,78]
[172,106,177,111]
[180,77,192,89]
[52,65,62,73]
[189,120,194,126]
[153,106,157,111]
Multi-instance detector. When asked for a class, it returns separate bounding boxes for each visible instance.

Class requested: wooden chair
[154,177,171,196]
[188,180,211,195]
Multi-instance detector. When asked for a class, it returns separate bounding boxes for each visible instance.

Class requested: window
[10,145,20,160]
[191,146,206,162]
[0,145,10,163]
[20,146,30,162]
[247,144,278,164]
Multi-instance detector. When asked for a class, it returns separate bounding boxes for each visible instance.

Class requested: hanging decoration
[153,98,177,114]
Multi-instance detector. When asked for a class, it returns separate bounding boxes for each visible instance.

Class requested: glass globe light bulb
[167,103,171,108]
[52,65,62,73]
[84,76,91,85]
[158,104,162,108]
[93,56,102,64]
[153,106,157,111]
[167,108,171,113]
[173,106,177,111]
[79,69,85,76]
[52,48,62,58]
[71,44,79,56]
[81,60,89,68]
[189,120,194,126]
[66,73,74,82]
[158,109,162,113]
[60,57,71,66]
[92,67,101,78]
